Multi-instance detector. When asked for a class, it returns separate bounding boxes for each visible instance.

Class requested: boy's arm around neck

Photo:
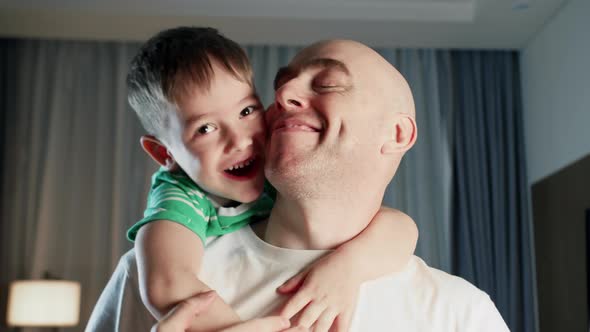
[339,206,418,279]
[276,206,418,331]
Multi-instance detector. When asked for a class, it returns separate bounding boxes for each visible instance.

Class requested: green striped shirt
[127,168,274,244]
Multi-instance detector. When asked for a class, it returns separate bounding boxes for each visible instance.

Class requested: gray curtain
[451,51,536,332]
[0,39,155,332]
[0,39,534,332]
[0,39,17,331]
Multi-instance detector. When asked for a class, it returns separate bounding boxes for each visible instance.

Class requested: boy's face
[165,60,266,204]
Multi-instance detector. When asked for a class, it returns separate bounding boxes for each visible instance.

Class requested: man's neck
[260,194,381,250]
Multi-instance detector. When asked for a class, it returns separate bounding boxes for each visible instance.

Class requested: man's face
[165,61,267,204]
[264,42,388,195]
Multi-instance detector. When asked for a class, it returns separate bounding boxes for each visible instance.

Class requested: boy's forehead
[169,56,253,103]
[177,74,255,117]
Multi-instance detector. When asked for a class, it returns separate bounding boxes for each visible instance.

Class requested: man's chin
[266,152,305,173]
[268,134,317,153]
[267,143,315,165]
[266,156,317,188]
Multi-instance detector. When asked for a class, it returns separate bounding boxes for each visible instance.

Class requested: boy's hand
[152,291,305,332]
[277,253,360,332]
[151,291,216,332]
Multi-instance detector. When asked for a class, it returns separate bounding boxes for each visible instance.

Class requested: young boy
[126,26,418,332]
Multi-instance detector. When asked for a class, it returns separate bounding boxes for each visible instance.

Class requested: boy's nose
[226,128,253,153]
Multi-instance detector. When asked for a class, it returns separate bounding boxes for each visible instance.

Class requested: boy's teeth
[227,157,254,171]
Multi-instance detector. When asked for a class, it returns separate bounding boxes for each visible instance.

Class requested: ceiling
[0,0,569,49]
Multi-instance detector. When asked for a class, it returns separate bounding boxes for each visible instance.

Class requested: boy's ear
[381,113,417,155]
[140,135,177,170]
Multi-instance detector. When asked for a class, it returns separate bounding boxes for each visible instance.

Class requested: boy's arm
[135,220,241,332]
[335,206,418,276]
[278,206,418,331]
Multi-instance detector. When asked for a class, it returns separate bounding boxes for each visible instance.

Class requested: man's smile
[271,117,323,134]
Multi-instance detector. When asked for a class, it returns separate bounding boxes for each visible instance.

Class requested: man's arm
[135,220,241,332]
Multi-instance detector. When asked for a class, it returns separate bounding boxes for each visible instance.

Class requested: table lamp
[6,280,81,330]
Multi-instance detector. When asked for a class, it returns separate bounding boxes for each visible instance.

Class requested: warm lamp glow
[6,280,81,327]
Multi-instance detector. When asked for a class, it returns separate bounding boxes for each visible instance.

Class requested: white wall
[521,0,590,185]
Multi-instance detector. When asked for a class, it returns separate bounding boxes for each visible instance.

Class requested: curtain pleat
[451,51,536,332]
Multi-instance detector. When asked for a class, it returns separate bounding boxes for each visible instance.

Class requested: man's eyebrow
[273,58,350,90]
[302,58,350,76]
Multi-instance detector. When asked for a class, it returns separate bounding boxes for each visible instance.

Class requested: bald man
[88,40,509,331]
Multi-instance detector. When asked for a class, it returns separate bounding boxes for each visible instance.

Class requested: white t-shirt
[86,225,510,331]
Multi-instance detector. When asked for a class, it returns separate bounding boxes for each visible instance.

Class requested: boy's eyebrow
[185,113,209,127]
[273,58,350,90]
[184,94,259,125]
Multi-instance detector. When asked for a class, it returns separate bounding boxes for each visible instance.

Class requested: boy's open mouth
[223,156,259,180]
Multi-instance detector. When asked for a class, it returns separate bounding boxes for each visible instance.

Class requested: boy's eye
[197,123,217,135]
[240,106,257,118]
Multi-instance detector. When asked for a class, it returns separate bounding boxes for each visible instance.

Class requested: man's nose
[275,82,309,112]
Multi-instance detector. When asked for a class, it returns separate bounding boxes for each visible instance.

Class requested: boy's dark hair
[126,26,252,141]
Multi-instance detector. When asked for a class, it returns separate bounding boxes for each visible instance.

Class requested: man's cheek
[264,105,277,127]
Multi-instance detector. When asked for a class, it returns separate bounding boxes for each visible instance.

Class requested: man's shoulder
[366,255,495,309]
[356,256,509,331]
[120,248,137,265]
[86,249,155,332]
[408,256,490,302]
[114,249,138,280]
[412,256,478,287]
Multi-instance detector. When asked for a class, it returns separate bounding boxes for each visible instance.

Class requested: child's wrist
[332,246,371,282]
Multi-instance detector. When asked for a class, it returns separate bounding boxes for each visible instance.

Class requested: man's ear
[140,135,177,170]
[381,114,417,155]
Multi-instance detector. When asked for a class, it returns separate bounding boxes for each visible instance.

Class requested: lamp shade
[6,280,81,327]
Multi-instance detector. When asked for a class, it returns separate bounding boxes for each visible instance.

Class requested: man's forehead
[273,57,350,90]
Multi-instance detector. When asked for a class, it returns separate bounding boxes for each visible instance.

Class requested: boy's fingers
[283,327,310,332]
[277,273,306,294]
[341,308,354,332]
[223,316,290,332]
[312,309,338,332]
[152,291,216,332]
[331,311,352,332]
[296,300,326,328]
[279,291,310,319]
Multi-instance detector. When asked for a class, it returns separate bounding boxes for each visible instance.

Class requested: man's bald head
[291,40,416,119]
